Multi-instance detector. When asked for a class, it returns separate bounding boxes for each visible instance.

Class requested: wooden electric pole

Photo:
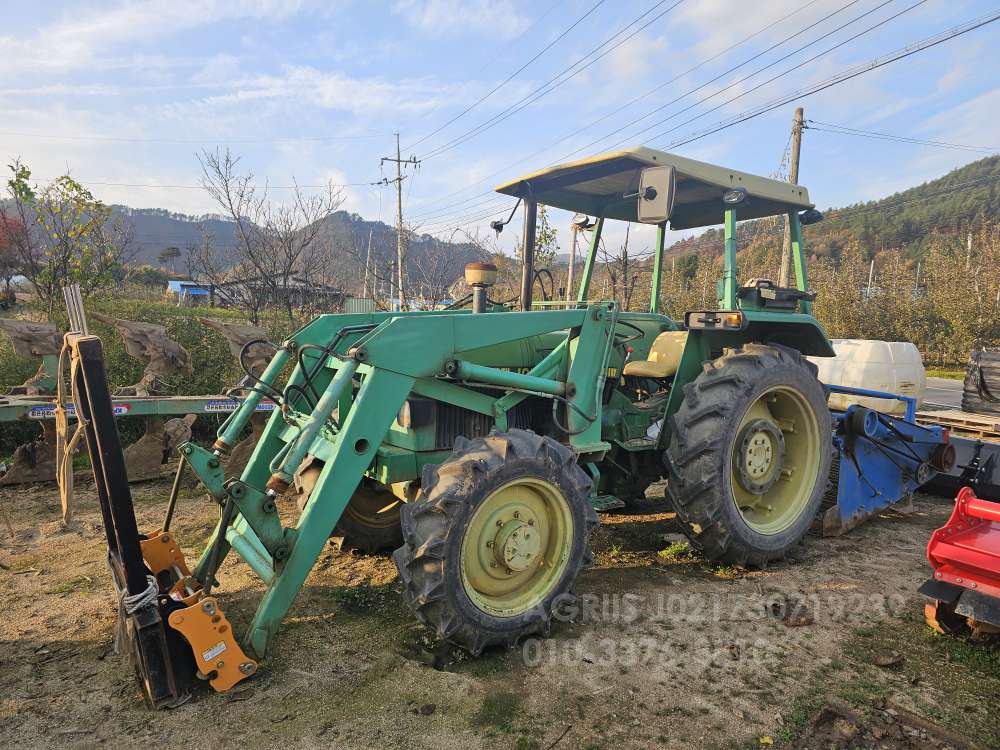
[381,133,419,310]
[778,107,805,288]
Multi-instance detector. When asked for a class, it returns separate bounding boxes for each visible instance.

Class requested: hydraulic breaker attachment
[59,329,256,707]
[817,386,953,536]
[920,486,1000,638]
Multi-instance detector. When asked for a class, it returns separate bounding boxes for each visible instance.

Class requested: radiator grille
[434,401,535,449]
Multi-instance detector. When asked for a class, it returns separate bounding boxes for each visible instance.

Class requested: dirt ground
[1,477,998,750]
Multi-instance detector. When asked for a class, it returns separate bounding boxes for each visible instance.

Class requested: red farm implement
[920,486,1000,639]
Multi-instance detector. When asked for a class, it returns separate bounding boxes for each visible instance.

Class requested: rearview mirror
[637,165,676,224]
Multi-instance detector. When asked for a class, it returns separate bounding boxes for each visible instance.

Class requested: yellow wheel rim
[343,484,400,529]
[730,385,821,535]
[460,478,573,618]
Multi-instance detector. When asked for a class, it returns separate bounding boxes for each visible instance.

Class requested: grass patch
[8,554,42,573]
[657,540,694,562]
[925,367,965,380]
[472,690,523,732]
[45,573,95,595]
[777,612,1000,748]
[172,520,217,551]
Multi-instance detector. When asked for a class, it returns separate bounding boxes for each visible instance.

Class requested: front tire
[393,429,597,654]
[665,344,831,566]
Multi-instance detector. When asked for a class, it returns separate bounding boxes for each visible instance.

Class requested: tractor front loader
[78,147,897,705]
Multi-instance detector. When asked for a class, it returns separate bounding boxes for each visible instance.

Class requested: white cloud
[183,65,468,116]
[0,0,310,74]
[392,0,530,39]
[605,32,669,81]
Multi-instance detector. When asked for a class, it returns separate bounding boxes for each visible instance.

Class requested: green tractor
[83,147,835,705]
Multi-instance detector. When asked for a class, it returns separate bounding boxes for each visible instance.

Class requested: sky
[1,0,998,256]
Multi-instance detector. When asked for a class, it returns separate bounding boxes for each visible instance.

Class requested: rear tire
[393,429,596,654]
[295,467,403,553]
[665,343,831,566]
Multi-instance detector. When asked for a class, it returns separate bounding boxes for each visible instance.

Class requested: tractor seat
[622,331,687,379]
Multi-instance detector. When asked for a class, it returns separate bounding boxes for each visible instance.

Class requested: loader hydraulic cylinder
[267,357,360,492]
[216,345,290,452]
[447,358,566,396]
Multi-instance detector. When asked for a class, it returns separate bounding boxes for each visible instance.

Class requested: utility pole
[778,107,805,288]
[380,133,419,311]
[363,227,373,299]
[566,225,578,305]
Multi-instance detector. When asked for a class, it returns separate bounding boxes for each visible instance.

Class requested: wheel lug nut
[513,511,520,519]
[486,540,494,548]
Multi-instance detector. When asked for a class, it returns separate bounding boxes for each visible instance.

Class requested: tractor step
[590,494,626,511]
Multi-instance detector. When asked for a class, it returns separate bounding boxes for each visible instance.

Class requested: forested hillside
[666,154,1000,261]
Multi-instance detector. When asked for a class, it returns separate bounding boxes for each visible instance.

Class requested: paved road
[924,376,963,409]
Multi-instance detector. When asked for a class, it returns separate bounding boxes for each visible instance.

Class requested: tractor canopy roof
[494,146,813,230]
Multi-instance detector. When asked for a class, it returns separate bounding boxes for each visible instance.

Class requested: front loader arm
[185,304,618,660]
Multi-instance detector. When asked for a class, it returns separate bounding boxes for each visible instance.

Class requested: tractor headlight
[684,310,746,331]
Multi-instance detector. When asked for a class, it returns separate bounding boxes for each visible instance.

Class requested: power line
[603,0,916,154]
[419,0,687,161]
[404,0,608,151]
[823,174,1000,221]
[560,0,881,160]
[407,0,831,224]
[408,0,883,225]
[806,121,999,153]
[414,2,993,233]
[426,97,1000,240]
[659,7,1000,151]
[406,0,566,136]
[659,174,1000,257]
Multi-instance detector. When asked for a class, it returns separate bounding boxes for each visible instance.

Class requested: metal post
[788,211,811,314]
[471,284,488,313]
[720,208,738,310]
[566,225,577,305]
[575,217,604,303]
[519,196,537,311]
[650,222,666,314]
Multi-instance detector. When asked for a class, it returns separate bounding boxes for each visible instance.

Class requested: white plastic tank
[807,339,926,416]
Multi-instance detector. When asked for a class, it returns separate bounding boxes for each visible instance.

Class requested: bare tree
[195,149,345,324]
[599,225,652,311]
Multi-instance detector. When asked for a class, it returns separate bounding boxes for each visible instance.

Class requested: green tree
[157,246,182,272]
[2,161,133,319]
[517,204,559,269]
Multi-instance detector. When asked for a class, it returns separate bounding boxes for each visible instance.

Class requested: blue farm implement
[817,386,954,536]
